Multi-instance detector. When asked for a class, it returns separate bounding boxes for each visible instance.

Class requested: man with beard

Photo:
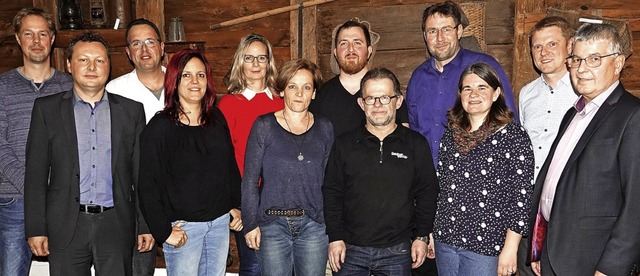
[406,1,518,166]
[323,68,438,275]
[0,8,72,275]
[106,18,162,275]
[310,19,408,137]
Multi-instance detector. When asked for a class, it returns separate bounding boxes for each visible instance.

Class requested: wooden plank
[512,0,546,104]
[289,0,318,62]
[0,43,22,75]
[134,0,164,40]
[53,29,128,48]
[547,0,636,10]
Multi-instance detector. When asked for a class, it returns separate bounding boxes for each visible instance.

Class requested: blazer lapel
[566,85,624,164]
[109,93,122,175]
[61,90,80,170]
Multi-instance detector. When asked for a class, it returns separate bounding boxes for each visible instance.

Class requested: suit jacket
[24,89,149,250]
[528,84,640,275]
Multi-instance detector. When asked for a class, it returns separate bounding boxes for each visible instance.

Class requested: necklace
[282,111,311,161]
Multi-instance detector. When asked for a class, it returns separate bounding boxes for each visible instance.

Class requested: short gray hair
[573,23,622,55]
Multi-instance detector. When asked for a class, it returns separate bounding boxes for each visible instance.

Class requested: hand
[229,208,243,232]
[411,239,428,269]
[531,261,541,276]
[28,236,49,256]
[328,240,346,272]
[245,227,261,250]
[165,221,187,248]
[137,234,155,252]
[594,271,608,276]
[426,233,435,259]
[497,246,517,276]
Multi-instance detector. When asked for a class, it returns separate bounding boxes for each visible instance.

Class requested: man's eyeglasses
[566,53,619,68]
[243,55,269,63]
[129,38,160,49]
[425,25,458,37]
[363,95,398,105]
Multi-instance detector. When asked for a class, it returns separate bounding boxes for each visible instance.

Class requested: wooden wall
[0,0,30,73]
[315,0,514,94]
[513,0,640,98]
[164,0,292,93]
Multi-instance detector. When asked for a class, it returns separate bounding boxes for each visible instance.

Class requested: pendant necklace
[282,111,310,161]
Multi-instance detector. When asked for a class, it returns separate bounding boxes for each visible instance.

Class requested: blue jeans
[434,241,498,276]
[256,215,328,276]
[233,231,261,275]
[335,240,412,276]
[163,213,230,276]
[0,197,31,276]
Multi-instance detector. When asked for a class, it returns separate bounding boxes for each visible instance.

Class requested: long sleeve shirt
[323,125,439,248]
[138,110,241,243]
[406,48,518,166]
[241,113,334,234]
[434,123,534,256]
[0,69,72,197]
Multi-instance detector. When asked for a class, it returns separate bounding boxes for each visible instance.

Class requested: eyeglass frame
[424,24,460,38]
[243,55,269,63]
[362,95,399,105]
[566,52,620,68]
[128,38,161,49]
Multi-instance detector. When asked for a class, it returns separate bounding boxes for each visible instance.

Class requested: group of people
[1,1,639,276]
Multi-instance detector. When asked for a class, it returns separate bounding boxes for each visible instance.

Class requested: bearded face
[334,27,371,75]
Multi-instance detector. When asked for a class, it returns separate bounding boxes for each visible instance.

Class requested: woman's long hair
[448,62,514,131]
[163,49,217,127]
[226,33,278,94]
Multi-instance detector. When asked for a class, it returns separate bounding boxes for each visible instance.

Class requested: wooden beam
[290,0,318,62]
[133,0,165,41]
[512,0,547,105]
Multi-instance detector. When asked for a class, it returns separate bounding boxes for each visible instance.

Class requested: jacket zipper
[379,141,384,163]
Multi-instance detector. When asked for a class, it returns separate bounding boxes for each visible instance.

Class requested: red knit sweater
[218,92,284,176]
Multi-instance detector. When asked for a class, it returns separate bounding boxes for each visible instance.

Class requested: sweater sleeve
[322,139,347,242]
[241,116,269,234]
[412,133,440,236]
[138,116,173,244]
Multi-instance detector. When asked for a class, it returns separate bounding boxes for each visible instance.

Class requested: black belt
[265,208,304,217]
[79,204,113,214]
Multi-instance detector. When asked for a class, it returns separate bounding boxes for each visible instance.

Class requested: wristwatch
[414,236,429,245]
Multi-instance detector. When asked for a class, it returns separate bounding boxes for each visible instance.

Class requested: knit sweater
[241,113,334,234]
[0,68,72,197]
[218,91,284,176]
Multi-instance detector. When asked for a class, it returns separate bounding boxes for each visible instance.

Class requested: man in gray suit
[528,23,640,276]
[24,32,151,276]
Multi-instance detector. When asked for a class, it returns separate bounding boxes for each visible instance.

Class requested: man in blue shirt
[406,1,518,166]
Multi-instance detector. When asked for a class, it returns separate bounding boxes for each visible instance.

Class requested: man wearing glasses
[310,19,409,138]
[527,23,640,276]
[106,18,163,276]
[323,68,438,275]
[406,1,518,167]
[107,18,165,124]
[517,16,578,276]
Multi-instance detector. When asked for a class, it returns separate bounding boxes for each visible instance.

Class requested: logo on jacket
[391,152,408,159]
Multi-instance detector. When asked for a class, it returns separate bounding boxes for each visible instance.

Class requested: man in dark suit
[528,23,640,276]
[24,32,152,276]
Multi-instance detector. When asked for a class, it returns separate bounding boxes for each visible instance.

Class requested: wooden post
[290,0,318,63]
[134,0,165,41]
[512,0,547,105]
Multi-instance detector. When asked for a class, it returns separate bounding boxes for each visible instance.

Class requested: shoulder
[35,90,67,104]
[52,70,73,82]
[408,60,432,81]
[109,92,142,109]
[498,123,531,143]
[317,75,342,95]
[0,68,20,83]
[460,49,503,68]
[217,93,242,108]
[144,112,171,132]
[519,77,543,100]
[106,71,134,88]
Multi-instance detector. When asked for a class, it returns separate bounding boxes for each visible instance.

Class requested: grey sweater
[241,113,334,234]
[0,68,72,197]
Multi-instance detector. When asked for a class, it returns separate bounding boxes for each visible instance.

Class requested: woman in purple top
[433,62,534,276]
[242,59,334,276]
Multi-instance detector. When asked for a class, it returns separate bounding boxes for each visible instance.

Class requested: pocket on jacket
[579,216,617,230]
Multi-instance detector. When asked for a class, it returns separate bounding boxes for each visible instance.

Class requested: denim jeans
[434,241,498,276]
[0,197,31,276]
[163,213,230,276]
[334,240,412,276]
[233,231,261,275]
[256,215,328,276]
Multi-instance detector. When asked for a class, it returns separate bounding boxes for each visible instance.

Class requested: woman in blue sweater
[241,59,334,276]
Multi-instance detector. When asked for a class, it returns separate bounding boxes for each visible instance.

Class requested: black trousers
[48,210,133,276]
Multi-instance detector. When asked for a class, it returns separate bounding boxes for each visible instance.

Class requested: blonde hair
[226,34,278,94]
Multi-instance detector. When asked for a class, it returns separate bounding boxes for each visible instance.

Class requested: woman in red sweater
[217,33,283,276]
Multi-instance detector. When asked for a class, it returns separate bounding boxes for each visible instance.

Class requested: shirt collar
[73,89,109,107]
[573,80,619,115]
[541,71,571,92]
[241,87,273,101]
